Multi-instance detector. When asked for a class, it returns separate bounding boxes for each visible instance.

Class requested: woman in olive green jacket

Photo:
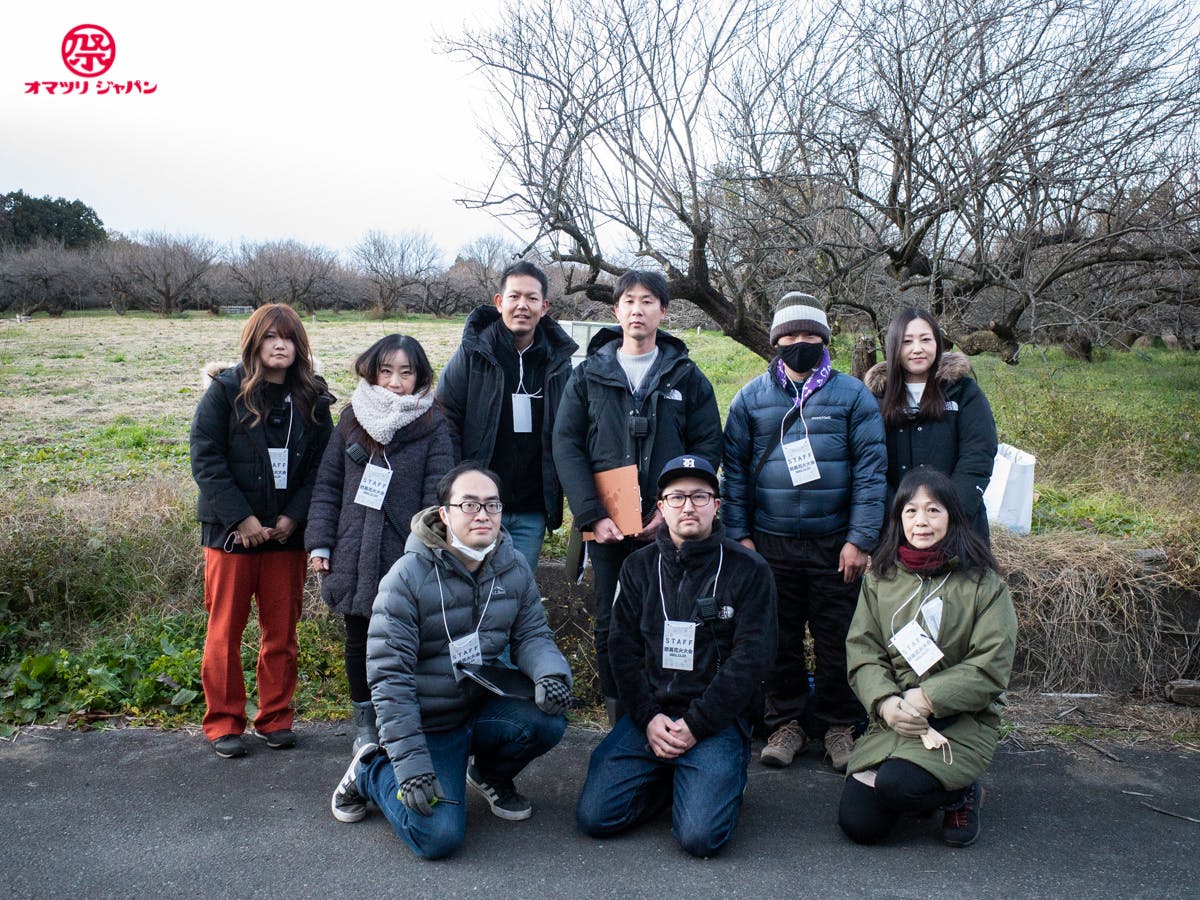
[839,470,1016,848]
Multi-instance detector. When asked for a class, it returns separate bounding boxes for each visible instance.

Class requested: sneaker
[466,764,532,821]
[824,725,856,772]
[210,734,246,759]
[760,720,807,768]
[942,782,984,848]
[252,728,297,750]
[331,742,379,823]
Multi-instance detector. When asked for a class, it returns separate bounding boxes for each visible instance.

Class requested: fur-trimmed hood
[863,350,973,395]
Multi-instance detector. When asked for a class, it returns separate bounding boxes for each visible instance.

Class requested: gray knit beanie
[770,292,830,344]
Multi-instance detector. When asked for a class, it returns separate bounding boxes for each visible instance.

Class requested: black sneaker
[331,742,379,823]
[466,763,532,821]
[942,782,984,848]
[211,734,247,759]
[252,728,297,750]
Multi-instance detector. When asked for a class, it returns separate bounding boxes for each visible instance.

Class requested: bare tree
[102,233,218,316]
[0,241,96,316]
[228,239,340,314]
[457,233,520,299]
[448,0,1200,360]
[352,229,441,314]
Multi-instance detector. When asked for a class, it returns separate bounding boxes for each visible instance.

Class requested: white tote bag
[983,443,1036,534]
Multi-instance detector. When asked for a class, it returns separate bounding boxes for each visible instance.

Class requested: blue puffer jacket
[721,365,887,551]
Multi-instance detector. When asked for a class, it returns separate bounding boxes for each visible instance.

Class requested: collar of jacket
[652,521,727,573]
[408,504,520,581]
[863,350,974,395]
[459,305,578,366]
[584,329,690,387]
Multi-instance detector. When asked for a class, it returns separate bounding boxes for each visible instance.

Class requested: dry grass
[1003,689,1200,751]
[996,529,1200,693]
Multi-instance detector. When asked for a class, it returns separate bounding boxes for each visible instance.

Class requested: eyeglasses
[661,491,715,509]
[445,500,504,515]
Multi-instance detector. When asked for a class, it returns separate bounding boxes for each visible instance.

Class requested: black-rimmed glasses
[661,491,715,509]
[445,500,504,515]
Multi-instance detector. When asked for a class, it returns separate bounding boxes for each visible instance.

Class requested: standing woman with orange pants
[190,304,334,758]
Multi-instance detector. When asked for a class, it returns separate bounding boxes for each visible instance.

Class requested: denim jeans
[502,510,547,575]
[358,696,566,859]
[576,715,750,858]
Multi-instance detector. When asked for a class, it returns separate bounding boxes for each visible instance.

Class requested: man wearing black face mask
[721,293,886,773]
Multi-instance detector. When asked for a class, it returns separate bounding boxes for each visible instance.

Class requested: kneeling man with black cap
[575,455,778,857]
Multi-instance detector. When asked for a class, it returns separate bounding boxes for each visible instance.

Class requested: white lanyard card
[890,619,944,677]
[354,462,393,509]
[448,633,483,681]
[511,394,533,433]
[662,620,697,671]
[268,448,288,490]
[782,437,820,486]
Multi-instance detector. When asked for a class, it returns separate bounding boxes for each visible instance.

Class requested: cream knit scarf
[350,379,434,446]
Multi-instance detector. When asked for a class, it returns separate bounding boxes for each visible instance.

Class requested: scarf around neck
[351,379,434,446]
[897,542,949,574]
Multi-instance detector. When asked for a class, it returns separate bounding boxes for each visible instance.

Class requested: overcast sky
[1,1,520,262]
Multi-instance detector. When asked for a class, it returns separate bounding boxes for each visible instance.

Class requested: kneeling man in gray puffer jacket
[330,462,572,860]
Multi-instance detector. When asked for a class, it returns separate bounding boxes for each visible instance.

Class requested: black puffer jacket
[304,405,453,617]
[610,524,777,740]
[190,363,333,550]
[864,352,997,528]
[367,507,572,785]
[437,307,578,529]
[552,327,723,530]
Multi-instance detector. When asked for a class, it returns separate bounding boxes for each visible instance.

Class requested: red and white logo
[61,24,116,78]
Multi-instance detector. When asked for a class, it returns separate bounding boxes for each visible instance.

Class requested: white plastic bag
[983,443,1036,535]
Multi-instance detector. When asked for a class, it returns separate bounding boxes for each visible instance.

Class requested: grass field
[1,310,1197,735]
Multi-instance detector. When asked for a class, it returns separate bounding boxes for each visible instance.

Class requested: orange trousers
[201,547,306,740]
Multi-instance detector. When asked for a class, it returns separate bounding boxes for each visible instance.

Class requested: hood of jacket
[405,504,521,578]
[863,350,973,395]
[583,325,692,374]
[460,305,578,367]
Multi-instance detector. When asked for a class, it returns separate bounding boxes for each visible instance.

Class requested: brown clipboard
[581,464,642,540]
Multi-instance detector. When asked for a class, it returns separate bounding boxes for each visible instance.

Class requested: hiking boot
[467,763,532,821]
[942,782,984,848]
[252,728,297,750]
[824,725,856,772]
[760,720,807,768]
[351,701,379,753]
[210,734,246,759]
[331,742,379,823]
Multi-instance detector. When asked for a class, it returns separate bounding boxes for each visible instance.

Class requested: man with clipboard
[553,270,723,726]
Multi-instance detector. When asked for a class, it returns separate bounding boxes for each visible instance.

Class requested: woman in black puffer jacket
[305,335,453,750]
[864,308,998,541]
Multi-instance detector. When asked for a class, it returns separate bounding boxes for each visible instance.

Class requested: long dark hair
[873,469,999,579]
[237,304,324,427]
[879,307,947,429]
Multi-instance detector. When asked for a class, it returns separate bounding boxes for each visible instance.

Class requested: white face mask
[447,528,497,562]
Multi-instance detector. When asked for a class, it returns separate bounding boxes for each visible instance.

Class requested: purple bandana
[773,347,832,409]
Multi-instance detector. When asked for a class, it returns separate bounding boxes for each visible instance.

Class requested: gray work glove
[398,772,446,816]
[535,676,572,716]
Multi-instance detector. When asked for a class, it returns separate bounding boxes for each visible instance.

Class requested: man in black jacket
[575,456,777,858]
[437,261,578,573]
[552,270,723,724]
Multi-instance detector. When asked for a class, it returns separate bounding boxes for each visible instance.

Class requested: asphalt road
[2,724,1196,898]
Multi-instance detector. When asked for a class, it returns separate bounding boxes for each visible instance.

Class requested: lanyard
[516,346,543,398]
[888,570,952,643]
[781,378,812,446]
[437,568,498,645]
[657,545,723,620]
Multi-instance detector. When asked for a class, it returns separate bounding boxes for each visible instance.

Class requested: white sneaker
[331,742,379,823]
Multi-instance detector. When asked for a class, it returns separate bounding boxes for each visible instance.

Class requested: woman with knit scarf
[838,469,1016,849]
[306,335,453,750]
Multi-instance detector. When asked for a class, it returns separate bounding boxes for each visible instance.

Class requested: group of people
[188,260,1016,860]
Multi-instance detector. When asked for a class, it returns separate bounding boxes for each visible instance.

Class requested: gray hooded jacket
[367,507,572,784]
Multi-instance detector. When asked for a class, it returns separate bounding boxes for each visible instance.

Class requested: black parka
[437,307,578,529]
[190,364,333,550]
[552,327,723,530]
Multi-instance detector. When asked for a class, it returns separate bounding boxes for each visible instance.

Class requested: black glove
[535,676,572,716]
[398,772,446,816]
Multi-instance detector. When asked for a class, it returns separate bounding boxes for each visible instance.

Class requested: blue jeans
[502,511,546,575]
[498,511,547,667]
[358,696,566,859]
[576,715,750,857]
